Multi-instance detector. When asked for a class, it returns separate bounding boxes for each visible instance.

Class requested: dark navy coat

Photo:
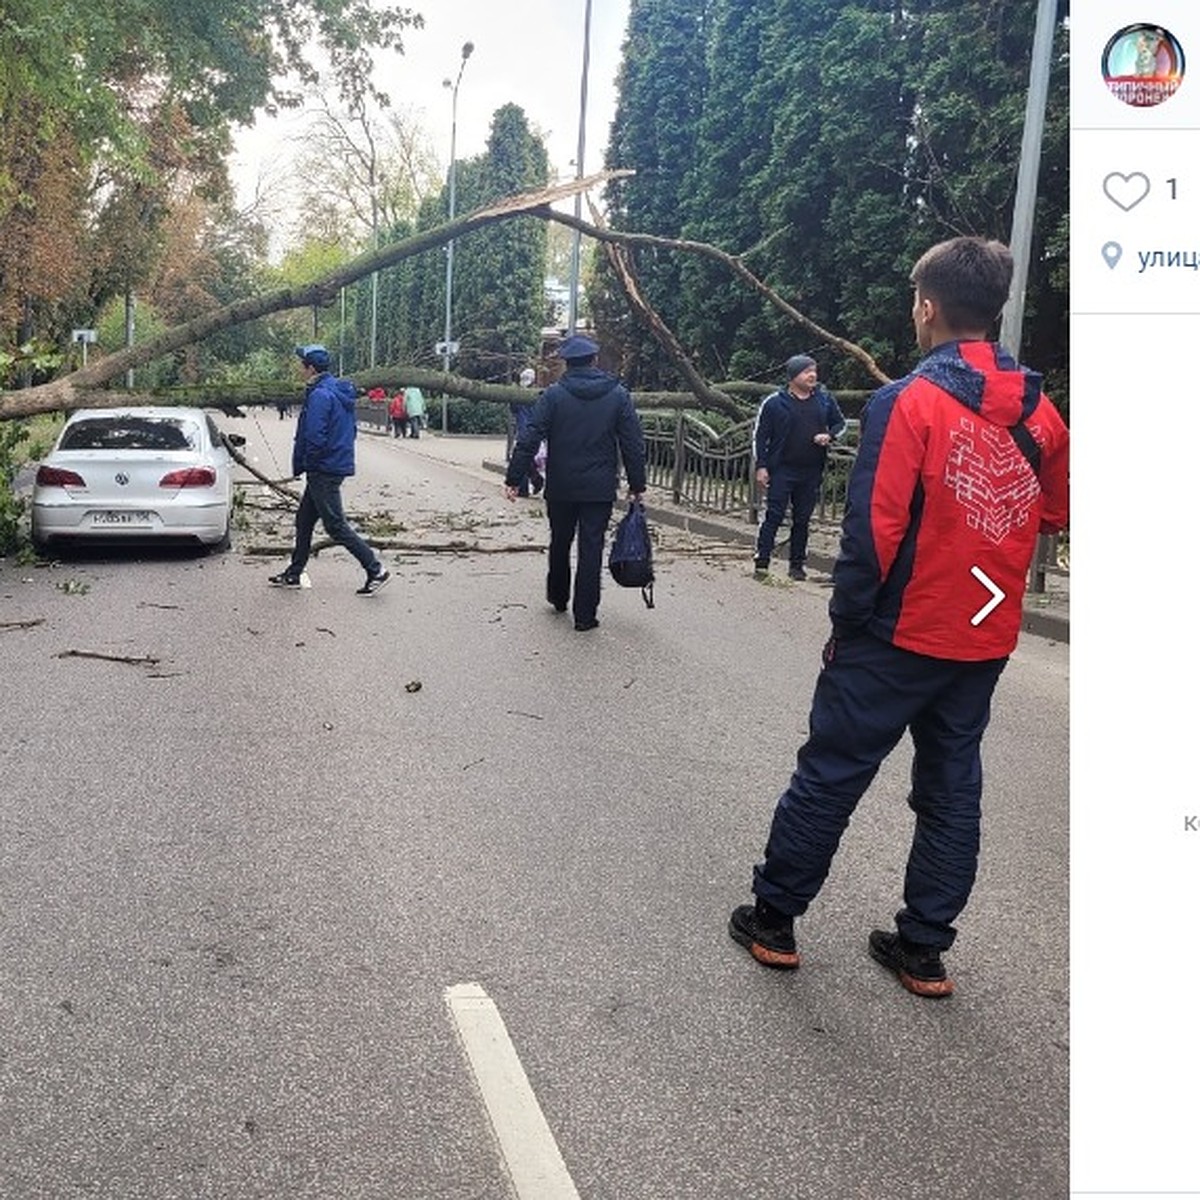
[505,366,647,501]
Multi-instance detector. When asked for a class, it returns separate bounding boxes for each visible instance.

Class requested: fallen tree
[0,173,630,421]
[0,169,889,423]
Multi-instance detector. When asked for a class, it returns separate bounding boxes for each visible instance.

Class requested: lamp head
[462,41,474,59]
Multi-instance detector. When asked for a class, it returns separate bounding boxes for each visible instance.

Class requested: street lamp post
[441,40,474,433]
[567,0,593,334]
[999,0,1057,596]
[999,0,1057,359]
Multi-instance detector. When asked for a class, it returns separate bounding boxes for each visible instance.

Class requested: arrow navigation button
[969,566,1005,626]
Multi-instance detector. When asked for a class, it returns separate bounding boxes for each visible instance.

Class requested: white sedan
[31,407,245,553]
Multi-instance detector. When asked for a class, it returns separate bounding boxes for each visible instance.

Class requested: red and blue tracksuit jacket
[829,340,1069,661]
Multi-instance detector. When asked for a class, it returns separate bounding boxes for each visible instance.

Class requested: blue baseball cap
[557,334,599,360]
[296,343,331,370]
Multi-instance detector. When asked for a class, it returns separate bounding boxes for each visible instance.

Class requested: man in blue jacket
[504,335,646,631]
[268,344,390,595]
[752,355,847,580]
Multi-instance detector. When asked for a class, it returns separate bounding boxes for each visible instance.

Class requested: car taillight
[159,467,217,488]
[36,465,86,487]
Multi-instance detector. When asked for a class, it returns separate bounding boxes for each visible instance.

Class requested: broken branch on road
[242,540,544,556]
[55,649,162,667]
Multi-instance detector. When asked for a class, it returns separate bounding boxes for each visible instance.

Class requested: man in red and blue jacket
[729,237,1069,997]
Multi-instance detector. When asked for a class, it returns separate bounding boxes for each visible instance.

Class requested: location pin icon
[1102,241,1123,269]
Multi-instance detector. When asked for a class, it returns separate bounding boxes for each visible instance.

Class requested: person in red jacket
[729,236,1069,997]
[387,390,408,439]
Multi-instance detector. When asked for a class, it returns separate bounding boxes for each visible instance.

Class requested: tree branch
[0,170,632,420]
[1,166,890,426]
[589,199,745,420]
[545,207,892,386]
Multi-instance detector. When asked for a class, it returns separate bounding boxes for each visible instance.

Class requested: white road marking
[445,982,581,1200]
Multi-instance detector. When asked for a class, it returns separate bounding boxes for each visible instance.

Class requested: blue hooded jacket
[292,372,359,477]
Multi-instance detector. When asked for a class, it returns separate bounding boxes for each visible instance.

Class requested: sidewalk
[387,430,1069,644]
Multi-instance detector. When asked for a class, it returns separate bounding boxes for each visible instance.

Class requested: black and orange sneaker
[868,929,954,998]
[728,903,799,970]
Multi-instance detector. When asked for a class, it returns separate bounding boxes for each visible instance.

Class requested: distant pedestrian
[275,398,291,420]
[520,367,548,495]
[268,344,391,596]
[388,390,408,438]
[508,367,539,497]
[404,386,426,438]
[728,237,1069,996]
[504,335,646,631]
[752,355,846,580]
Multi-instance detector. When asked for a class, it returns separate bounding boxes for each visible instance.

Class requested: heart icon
[1103,171,1151,211]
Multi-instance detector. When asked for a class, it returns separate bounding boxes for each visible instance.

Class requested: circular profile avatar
[1102,23,1185,107]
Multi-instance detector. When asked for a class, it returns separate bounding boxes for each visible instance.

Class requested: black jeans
[545,500,614,624]
[288,470,380,577]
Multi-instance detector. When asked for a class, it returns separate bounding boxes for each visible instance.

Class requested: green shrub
[442,398,508,435]
[0,414,62,555]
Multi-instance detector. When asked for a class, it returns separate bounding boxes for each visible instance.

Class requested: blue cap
[557,334,599,360]
[296,343,331,370]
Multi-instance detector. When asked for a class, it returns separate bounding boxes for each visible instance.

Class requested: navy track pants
[752,631,1008,951]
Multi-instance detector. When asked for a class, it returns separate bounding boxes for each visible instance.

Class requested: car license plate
[92,511,153,526]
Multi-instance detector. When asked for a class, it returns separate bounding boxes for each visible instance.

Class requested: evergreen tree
[598,0,710,388]
[762,0,919,384]
[371,106,549,380]
[599,0,1068,396]
[676,0,780,384]
[379,193,448,370]
[452,105,550,380]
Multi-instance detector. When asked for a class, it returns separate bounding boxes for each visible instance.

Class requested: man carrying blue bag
[504,334,646,632]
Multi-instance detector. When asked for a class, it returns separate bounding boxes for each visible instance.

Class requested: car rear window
[60,417,198,452]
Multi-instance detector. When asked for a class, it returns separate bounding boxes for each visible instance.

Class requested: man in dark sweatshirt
[504,335,646,631]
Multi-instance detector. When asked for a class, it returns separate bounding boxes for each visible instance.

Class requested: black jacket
[506,366,646,502]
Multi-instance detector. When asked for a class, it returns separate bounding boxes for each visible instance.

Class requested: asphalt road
[0,412,1068,1199]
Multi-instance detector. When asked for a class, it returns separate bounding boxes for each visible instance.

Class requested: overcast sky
[230,0,632,221]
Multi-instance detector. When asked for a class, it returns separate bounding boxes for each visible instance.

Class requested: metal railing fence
[354,400,1066,593]
[639,409,1066,594]
[640,410,858,527]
